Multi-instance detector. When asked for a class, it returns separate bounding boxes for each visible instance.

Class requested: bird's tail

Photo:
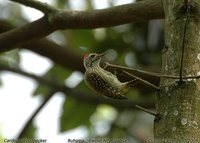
[126,79,139,87]
[121,79,139,93]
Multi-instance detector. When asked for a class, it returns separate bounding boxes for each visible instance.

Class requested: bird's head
[83,53,105,69]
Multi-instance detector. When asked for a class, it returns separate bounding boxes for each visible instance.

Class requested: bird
[83,53,138,100]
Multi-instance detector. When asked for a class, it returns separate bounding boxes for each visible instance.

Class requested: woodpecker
[83,53,138,100]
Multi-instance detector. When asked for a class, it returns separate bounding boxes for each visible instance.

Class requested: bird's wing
[85,72,127,100]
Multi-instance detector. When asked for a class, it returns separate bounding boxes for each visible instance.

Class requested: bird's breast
[84,68,127,99]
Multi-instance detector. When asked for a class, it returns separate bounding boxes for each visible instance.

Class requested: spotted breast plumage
[85,71,128,99]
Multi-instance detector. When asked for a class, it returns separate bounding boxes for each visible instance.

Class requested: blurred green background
[0,0,164,142]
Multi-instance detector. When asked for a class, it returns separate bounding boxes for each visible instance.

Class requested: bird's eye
[90,54,95,58]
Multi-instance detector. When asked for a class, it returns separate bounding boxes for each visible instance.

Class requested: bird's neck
[86,60,101,69]
[88,64,101,70]
[86,63,105,73]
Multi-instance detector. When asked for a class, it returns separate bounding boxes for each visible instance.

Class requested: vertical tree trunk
[154,0,200,142]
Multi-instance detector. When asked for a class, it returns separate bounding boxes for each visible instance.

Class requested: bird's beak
[93,53,105,63]
[96,53,105,59]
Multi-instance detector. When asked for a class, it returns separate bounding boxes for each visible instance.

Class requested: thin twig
[135,105,158,116]
[121,70,160,90]
[105,62,200,79]
[179,1,190,84]
[17,90,56,139]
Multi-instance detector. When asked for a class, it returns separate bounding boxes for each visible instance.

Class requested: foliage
[60,98,96,132]
[0,0,164,142]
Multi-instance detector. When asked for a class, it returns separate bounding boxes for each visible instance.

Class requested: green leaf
[44,64,72,82]
[75,80,90,92]
[32,65,72,96]
[69,30,96,48]
[60,97,96,132]
[56,0,68,8]
[0,76,2,87]
[0,137,3,143]
[32,85,50,96]
[0,49,20,67]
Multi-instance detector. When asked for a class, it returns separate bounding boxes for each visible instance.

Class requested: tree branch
[0,0,164,52]
[0,19,84,71]
[106,62,200,80]
[122,70,160,90]
[0,18,56,52]
[0,64,154,109]
[17,90,56,139]
[25,39,84,72]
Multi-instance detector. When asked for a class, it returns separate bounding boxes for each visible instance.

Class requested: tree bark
[154,0,200,142]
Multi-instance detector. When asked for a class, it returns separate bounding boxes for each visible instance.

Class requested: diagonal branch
[0,18,56,52]
[0,19,84,71]
[122,70,160,90]
[25,39,84,72]
[17,90,56,139]
[0,0,164,52]
[106,62,200,80]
